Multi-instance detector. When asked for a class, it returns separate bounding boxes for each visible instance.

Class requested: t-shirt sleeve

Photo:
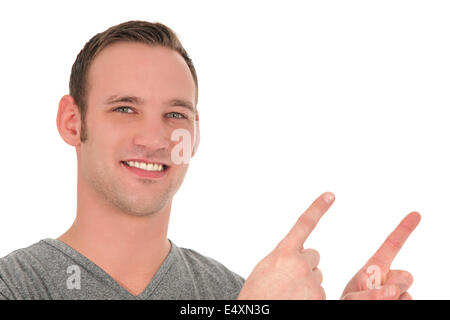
[177,247,246,299]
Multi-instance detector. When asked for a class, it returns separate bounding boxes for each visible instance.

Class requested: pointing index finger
[365,211,421,269]
[281,192,335,250]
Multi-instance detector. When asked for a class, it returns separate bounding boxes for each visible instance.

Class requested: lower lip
[120,162,169,179]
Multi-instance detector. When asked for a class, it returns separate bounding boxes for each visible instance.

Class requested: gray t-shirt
[0,238,245,300]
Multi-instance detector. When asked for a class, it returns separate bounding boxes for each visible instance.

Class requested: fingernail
[324,192,335,204]
[384,285,397,297]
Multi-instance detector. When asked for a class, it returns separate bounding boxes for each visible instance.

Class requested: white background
[0,0,448,299]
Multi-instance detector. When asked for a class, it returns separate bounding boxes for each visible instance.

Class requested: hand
[237,192,335,300]
[340,212,421,300]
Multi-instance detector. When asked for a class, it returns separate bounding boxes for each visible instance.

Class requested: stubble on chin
[86,165,184,217]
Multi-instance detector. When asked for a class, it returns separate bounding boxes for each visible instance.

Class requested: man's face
[78,42,197,216]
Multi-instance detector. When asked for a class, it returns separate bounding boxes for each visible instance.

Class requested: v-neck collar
[41,238,176,300]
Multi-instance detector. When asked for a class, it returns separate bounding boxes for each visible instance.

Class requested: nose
[132,113,171,152]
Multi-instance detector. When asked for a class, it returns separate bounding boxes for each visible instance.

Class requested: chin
[116,194,171,217]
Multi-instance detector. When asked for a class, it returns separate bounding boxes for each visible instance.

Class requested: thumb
[342,284,400,300]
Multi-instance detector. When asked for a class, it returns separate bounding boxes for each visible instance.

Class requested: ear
[191,110,200,157]
[56,94,82,147]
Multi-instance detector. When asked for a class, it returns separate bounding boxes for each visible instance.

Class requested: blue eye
[166,112,186,119]
[114,106,134,113]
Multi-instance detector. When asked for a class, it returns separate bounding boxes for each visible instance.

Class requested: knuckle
[299,215,315,231]
[390,270,414,287]
[272,248,303,272]
[273,247,292,264]
[301,248,320,268]
[313,249,320,260]
[386,236,403,251]
[313,286,326,300]
[296,258,311,275]
[404,271,414,285]
[303,248,320,259]
[315,268,323,284]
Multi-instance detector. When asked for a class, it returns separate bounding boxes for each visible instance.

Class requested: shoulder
[0,239,60,272]
[0,240,48,274]
[0,240,62,299]
[170,241,245,299]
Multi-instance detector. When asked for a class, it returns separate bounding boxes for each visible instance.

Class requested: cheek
[82,128,120,172]
[168,163,190,187]
[167,142,192,168]
[168,124,195,152]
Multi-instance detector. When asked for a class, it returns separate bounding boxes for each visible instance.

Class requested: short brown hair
[69,20,198,142]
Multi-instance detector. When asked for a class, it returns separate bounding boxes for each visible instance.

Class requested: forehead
[86,42,195,105]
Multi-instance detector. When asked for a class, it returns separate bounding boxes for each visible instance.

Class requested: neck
[57,176,172,278]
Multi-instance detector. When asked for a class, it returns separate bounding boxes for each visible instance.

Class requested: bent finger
[384,270,414,294]
[311,268,323,284]
[301,248,320,269]
[399,292,412,300]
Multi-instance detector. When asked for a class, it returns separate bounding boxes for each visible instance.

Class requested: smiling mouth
[120,160,169,172]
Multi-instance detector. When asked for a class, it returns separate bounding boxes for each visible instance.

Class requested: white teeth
[125,161,164,172]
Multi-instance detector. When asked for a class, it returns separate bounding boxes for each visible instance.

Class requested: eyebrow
[105,95,195,112]
[164,98,196,113]
[105,95,144,105]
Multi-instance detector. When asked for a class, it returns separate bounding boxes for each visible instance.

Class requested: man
[0,20,420,300]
